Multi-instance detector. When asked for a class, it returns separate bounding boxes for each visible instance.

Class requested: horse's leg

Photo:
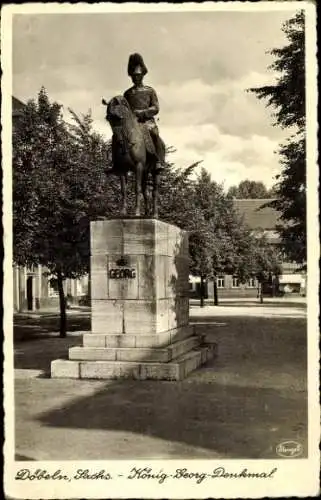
[142,170,149,216]
[152,169,159,218]
[120,173,127,215]
[135,163,143,216]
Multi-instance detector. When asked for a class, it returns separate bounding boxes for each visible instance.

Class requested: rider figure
[124,53,165,173]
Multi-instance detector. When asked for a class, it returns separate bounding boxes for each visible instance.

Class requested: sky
[12,8,299,189]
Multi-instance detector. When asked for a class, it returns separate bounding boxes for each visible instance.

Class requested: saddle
[113,122,157,158]
[139,123,157,157]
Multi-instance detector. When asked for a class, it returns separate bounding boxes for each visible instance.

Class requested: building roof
[233,198,281,230]
[13,96,25,108]
[12,96,25,118]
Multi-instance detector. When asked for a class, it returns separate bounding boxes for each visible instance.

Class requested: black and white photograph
[2,1,319,498]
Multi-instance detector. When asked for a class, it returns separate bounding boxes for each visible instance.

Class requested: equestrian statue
[102,53,166,217]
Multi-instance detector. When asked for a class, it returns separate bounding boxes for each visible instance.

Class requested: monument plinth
[51,218,215,380]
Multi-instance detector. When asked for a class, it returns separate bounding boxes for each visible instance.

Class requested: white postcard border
[2,2,319,498]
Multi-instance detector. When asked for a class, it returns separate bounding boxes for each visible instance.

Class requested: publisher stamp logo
[276,440,303,458]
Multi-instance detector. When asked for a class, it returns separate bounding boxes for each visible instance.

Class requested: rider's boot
[155,161,165,174]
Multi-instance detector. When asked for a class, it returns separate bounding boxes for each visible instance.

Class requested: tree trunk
[87,272,91,306]
[259,281,264,304]
[200,275,205,308]
[57,271,67,338]
[213,276,219,306]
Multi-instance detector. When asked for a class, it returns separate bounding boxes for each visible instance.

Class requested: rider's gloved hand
[134,110,146,121]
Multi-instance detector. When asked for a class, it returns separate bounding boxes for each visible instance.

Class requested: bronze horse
[102,95,165,217]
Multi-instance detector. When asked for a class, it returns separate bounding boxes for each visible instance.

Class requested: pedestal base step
[69,336,199,363]
[51,344,216,381]
[83,326,194,348]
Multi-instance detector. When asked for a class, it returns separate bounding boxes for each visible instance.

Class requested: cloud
[157,71,281,139]
[161,123,280,189]
[13,10,293,86]
[86,81,283,190]
[12,10,294,190]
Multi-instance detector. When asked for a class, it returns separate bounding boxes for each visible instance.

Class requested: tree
[246,233,282,303]
[13,89,201,331]
[188,169,258,306]
[158,158,202,227]
[13,88,112,336]
[227,180,275,199]
[186,169,283,306]
[189,228,212,307]
[247,10,306,264]
[184,169,220,306]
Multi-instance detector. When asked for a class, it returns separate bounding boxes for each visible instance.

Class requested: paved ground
[190,300,306,319]
[13,300,307,460]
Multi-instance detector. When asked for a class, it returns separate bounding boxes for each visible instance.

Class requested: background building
[190,198,306,299]
[13,265,89,312]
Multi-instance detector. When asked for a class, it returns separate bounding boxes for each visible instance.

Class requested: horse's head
[104,95,131,124]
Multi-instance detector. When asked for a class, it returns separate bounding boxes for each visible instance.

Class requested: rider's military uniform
[124,54,165,165]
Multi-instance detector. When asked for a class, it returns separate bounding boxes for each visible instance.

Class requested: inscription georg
[109,268,136,279]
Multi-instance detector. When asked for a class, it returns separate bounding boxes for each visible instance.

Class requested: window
[217,276,225,288]
[247,277,256,288]
[48,277,59,297]
[232,276,240,288]
[76,279,86,296]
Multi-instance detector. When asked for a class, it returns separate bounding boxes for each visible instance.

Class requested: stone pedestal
[51,218,215,380]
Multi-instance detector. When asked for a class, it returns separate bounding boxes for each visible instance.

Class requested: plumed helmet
[127,53,148,76]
